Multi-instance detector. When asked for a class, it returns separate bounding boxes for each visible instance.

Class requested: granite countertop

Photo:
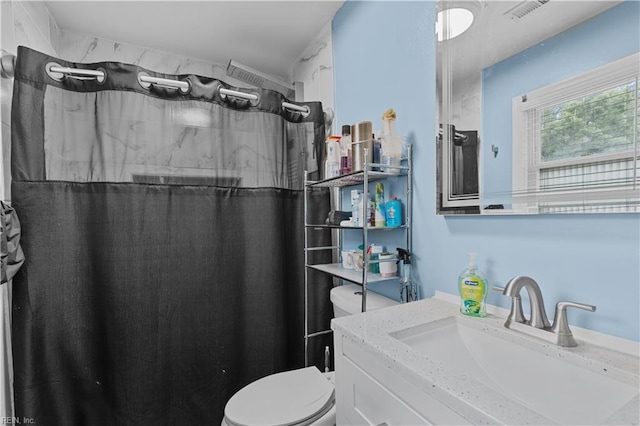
[331,296,640,425]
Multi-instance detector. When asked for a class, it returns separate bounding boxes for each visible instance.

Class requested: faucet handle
[551,301,596,347]
[557,301,596,313]
[492,286,505,292]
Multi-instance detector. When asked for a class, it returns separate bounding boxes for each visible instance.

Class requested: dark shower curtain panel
[10,46,331,425]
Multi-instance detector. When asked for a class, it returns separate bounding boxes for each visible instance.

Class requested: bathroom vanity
[331,297,640,425]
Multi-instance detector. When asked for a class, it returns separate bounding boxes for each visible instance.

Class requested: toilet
[221,284,398,426]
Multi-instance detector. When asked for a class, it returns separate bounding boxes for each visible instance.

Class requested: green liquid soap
[458,252,487,317]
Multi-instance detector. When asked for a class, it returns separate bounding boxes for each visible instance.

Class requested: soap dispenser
[458,252,488,317]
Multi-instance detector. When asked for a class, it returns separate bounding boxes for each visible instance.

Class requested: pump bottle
[458,253,488,317]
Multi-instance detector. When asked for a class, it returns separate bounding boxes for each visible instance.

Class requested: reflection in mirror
[436,124,480,214]
[436,0,640,215]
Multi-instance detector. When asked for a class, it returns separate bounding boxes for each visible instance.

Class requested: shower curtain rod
[0,51,312,116]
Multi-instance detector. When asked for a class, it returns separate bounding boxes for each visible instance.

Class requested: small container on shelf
[385,197,402,227]
[379,253,397,277]
[374,182,386,227]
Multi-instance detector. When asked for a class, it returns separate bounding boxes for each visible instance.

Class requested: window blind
[512,53,639,213]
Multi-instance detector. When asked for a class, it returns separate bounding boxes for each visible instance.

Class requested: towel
[1,201,24,284]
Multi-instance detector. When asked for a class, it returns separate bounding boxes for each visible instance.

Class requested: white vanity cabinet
[333,329,472,425]
[332,297,640,425]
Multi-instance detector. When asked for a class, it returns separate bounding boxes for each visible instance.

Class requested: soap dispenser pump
[458,252,488,317]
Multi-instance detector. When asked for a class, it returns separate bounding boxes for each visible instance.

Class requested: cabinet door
[339,355,431,425]
[335,333,473,426]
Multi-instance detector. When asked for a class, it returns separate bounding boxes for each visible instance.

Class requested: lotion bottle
[458,252,487,317]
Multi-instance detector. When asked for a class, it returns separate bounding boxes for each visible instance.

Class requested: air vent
[232,68,265,87]
[226,60,294,97]
[504,0,551,20]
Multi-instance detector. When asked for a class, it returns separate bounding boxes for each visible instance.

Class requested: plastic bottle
[380,108,402,173]
[350,190,362,226]
[368,198,375,227]
[340,125,352,175]
[373,135,382,171]
[324,136,341,179]
[374,182,386,227]
[458,253,488,317]
[385,197,402,227]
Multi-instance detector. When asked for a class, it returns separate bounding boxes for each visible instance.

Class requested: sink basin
[390,316,639,425]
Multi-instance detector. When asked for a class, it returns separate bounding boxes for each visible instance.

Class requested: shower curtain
[9,46,332,425]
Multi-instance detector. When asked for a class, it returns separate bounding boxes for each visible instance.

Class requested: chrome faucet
[502,275,551,329]
[495,276,596,347]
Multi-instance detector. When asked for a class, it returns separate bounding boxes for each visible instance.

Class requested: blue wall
[332,1,640,342]
[483,1,640,204]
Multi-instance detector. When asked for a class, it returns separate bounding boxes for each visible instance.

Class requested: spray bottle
[396,248,417,303]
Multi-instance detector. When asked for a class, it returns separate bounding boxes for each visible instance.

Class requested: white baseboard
[434,291,640,357]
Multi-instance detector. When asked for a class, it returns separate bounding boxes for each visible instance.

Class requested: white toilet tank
[330,284,398,317]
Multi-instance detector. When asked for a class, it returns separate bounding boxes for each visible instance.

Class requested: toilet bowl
[221,284,398,426]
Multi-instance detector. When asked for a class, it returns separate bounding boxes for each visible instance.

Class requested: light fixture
[436,7,475,41]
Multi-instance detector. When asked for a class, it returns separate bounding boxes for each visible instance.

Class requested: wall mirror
[436,0,639,215]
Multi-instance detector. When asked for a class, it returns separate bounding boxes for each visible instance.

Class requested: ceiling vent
[504,0,551,20]
[226,60,294,98]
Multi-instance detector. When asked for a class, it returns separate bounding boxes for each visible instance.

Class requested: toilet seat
[223,367,335,426]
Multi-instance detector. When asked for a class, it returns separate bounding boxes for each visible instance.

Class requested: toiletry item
[372,137,382,171]
[379,253,397,277]
[385,198,402,227]
[340,156,350,175]
[369,244,384,274]
[340,125,352,175]
[368,198,375,227]
[397,248,417,303]
[458,253,488,317]
[353,251,365,271]
[374,182,386,227]
[323,135,341,179]
[340,125,352,153]
[381,108,397,137]
[341,250,355,269]
[380,108,402,173]
[350,190,363,226]
[351,121,373,171]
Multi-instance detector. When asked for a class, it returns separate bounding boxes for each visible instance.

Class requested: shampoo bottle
[458,253,487,317]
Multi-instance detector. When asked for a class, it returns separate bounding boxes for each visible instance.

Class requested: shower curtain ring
[179,78,191,94]
[138,72,191,94]
[218,85,260,106]
[138,72,152,89]
[46,62,65,82]
[95,67,106,84]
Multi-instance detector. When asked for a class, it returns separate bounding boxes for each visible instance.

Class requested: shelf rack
[303,146,412,366]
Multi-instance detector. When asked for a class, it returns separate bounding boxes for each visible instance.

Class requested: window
[512,53,639,213]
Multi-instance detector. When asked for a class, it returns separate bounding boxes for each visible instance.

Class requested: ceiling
[43,1,623,86]
[44,1,346,80]
[438,0,623,85]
